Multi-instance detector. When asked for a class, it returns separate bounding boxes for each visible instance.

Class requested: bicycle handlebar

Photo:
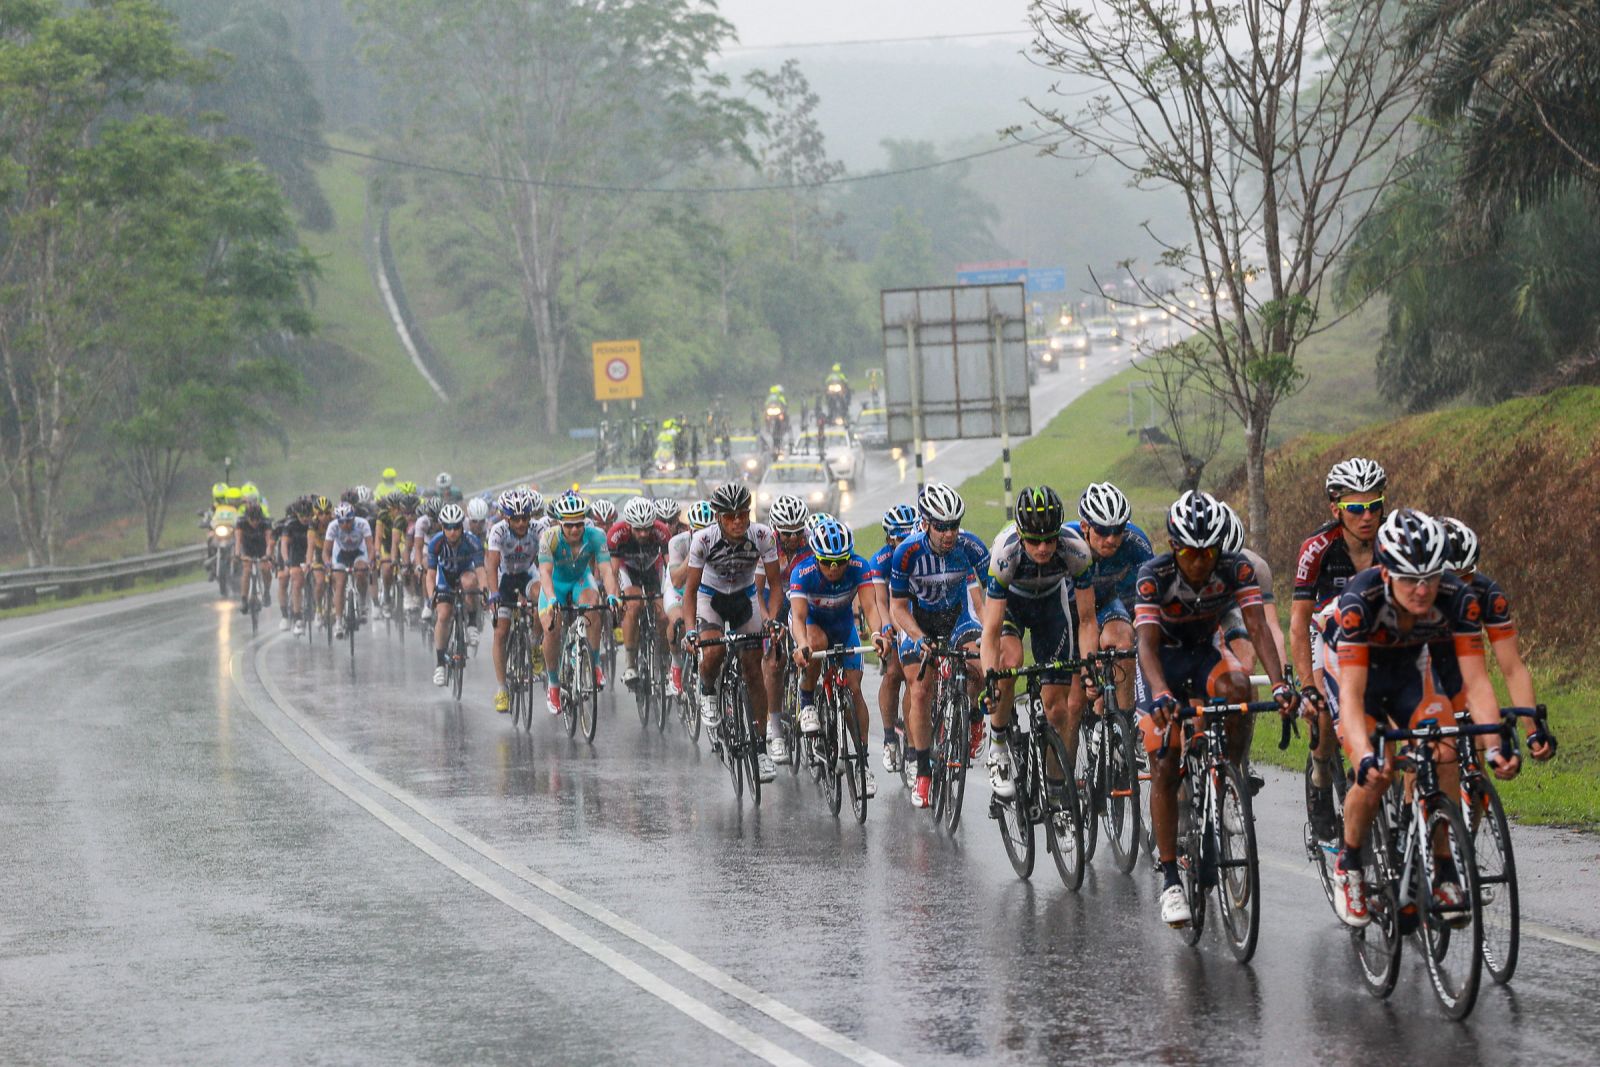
[913,638,981,681]
[809,644,876,660]
[984,659,1084,682]
[697,632,767,649]
[1154,699,1284,760]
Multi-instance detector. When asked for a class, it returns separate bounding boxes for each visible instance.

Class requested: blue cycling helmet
[882,503,918,537]
[808,518,854,562]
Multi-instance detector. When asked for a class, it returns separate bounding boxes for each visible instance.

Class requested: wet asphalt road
[4,577,1600,1066]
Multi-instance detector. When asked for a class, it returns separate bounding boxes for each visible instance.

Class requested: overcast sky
[715,0,1034,52]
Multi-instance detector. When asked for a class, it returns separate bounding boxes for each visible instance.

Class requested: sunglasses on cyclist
[1019,532,1058,545]
[1089,522,1127,538]
[816,555,850,567]
[1335,497,1385,516]
[559,520,586,530]
[928,520,960,533]
[1174,544,1219,562]
[442,522,464,531]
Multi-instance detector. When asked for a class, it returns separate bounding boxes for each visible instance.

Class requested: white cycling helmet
[622,496,656,528]
[1376,508,1446,578]
[1078,481,1131,528]
[438,503,466,527]
[1325,457,1386,501]
[550,491,588,520]
[333,502,354,521]
[498,488,533,519]
[652,497,680,524]
[1165,490,1228,549]
[1440,516,1480,573]
[1218,501,1246,555]
[436,472,453,489]
[768,494,810,532]
[589,498,617,526]
[355,485,373,504]
[526,488,545,516]
[686,500,715,530]
[465,497,489,523]
[806,511,834,532]
[917,482,965,523]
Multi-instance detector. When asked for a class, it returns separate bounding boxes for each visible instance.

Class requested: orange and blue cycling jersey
[1133,552,1263,648]
[1426,571,1516,704]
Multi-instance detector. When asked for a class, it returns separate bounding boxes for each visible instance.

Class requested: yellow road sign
[592,339,643,401]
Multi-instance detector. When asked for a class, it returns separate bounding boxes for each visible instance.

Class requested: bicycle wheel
[928,682,954,823]
[994,732,1036,880]
[561,633,580,738]
[943,682,971,833]
[1104,713,1141,873]
[1465,776,1519,985]
[635,632,653,728]
[655,640,673,734]
[578,649,599,743]
[1353,803,1403,1000]
[451,619,465,702]
[249,574,261,635]
[844,702,869,825]
[820,691,843,818]
[507,626,528,727]
[1215,763,1262,963]
[741,686,762,807]
[1041,727,1085,892]
[1419,801,1483,1019]
[783,663,803,778]
[346,591,358,665]
[1076,718,1099,864]
[719,671,743,798]
[1177,765,1207,945]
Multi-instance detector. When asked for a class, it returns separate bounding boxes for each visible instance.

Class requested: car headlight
[758,490,772,502]
[1050,339,1063,351]
[1074,337,1086,349]
[809,491,825,503]
[1042,351,1054,362]
[743,458,758,470]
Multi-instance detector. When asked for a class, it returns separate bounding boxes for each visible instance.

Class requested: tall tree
[0,0,201,564]
[351,0,758,433]
[834,139,1001,272]
[1029,0,1429,544]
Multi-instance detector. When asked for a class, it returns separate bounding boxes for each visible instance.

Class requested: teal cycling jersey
[539,523,610,585]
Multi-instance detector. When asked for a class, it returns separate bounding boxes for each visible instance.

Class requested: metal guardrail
[0,453,596,609]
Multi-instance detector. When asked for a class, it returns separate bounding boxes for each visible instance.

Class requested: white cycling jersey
[324,517,372,552]
[486,518,540,575]
[687,523,778,593]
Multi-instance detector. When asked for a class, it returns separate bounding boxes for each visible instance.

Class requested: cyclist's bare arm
[1290,600,1316,684]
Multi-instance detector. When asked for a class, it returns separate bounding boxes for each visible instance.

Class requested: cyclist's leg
[1203,642,1254,766]
[1098,599,1136,710]
[434,579,455,664]
[990,629,1024,732]
[575,583,601,663]
[492,572,518,686]
[619,567,641,667]
[460,570,481,632]
[897,631,935,764]
[1138,644,1200,864]
[539,587,563,685]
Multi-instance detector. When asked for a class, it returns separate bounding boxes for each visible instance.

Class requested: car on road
[855,406,889,450]
[756,460,840,517]
[1045,326,1087,371]
[1084,316,1121,347]
[576,481,645,511]
[721,433,769,482]
[793,425,865,490]
[1113,307,1142,333]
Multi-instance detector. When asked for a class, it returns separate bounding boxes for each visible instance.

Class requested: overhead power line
[228,122,1055,195]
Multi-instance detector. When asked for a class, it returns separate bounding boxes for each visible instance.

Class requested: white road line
[245,638,903,1067]
[1257,852,1600,956]
[229,650,812,1067]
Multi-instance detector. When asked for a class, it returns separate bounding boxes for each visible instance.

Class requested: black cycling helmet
[709,482,752,515]
[1014,485,1064,537]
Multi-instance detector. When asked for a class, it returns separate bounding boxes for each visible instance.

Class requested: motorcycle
[764,403,788,450]
[825,381,850,424]
[203,510,236,598]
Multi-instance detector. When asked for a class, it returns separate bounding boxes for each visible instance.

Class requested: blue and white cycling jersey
[427,530,484,588]
[788,554,875,627]
[1067,520,1154,604]
[888,528,989,613]
[868,541,897,588]
[486,519,539,575]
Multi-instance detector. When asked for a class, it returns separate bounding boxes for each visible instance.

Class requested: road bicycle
[985,660,1087,889]
[439,587,479,702]
[700,631,767,805]
[917,637,981,833]
[555,601,604,742]
[620,592,668,731]
[1159,697,1289,963]
[1350,715,1514,1019]
[807,644,875,823]
[1078,648,1142,873]
[504,595,541,729]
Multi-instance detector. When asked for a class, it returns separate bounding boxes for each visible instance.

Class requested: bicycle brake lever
[1278,713,1295,751]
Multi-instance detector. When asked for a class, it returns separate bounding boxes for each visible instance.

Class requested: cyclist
[823,362,851,422]
[240,481,270,519]
[411,496,441,621]
[759,493,812,765]
[1217,501,1287,674]
[1136,490,1297,927]
[681,482,784,782]
[305,494,333,622]
[485,488,544,714]
[1292,457,1385,845]
[789,518,890,796]
[435,471,463,503]
[1435,517,1554,758]
[1326,508,1522,928]
[610,497,672,690]
[654,496,686,536]
[373,491,402,618]
[323,502,375,639]
[979,486,1097,799]
[234,501,274,614]
[1067,482,1153,716]
[277,498,312,634]
[665,501,715,696]
[465,495,492,543]
[589,498,617,531]
[375,467,399,500]
[538,491,620,714]
[869,503,919,776]
[426,503,486,686]
[889,482,990,809]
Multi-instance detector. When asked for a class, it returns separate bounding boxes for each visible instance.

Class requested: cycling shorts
[1134,640,1245,753]
[1325,647,1453,735]
[1094,595,1133,628]
[617,561,662,593]
[897,602,981,664]
[495,571,537,618]
[697,585,760,636]
[332,546,368,572]
[540,571,598,613]
[239,533,268,561]
[283,541,308,567]
[803,614,863,671]
[663,583,682,613]
[1000,589,1078,685]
